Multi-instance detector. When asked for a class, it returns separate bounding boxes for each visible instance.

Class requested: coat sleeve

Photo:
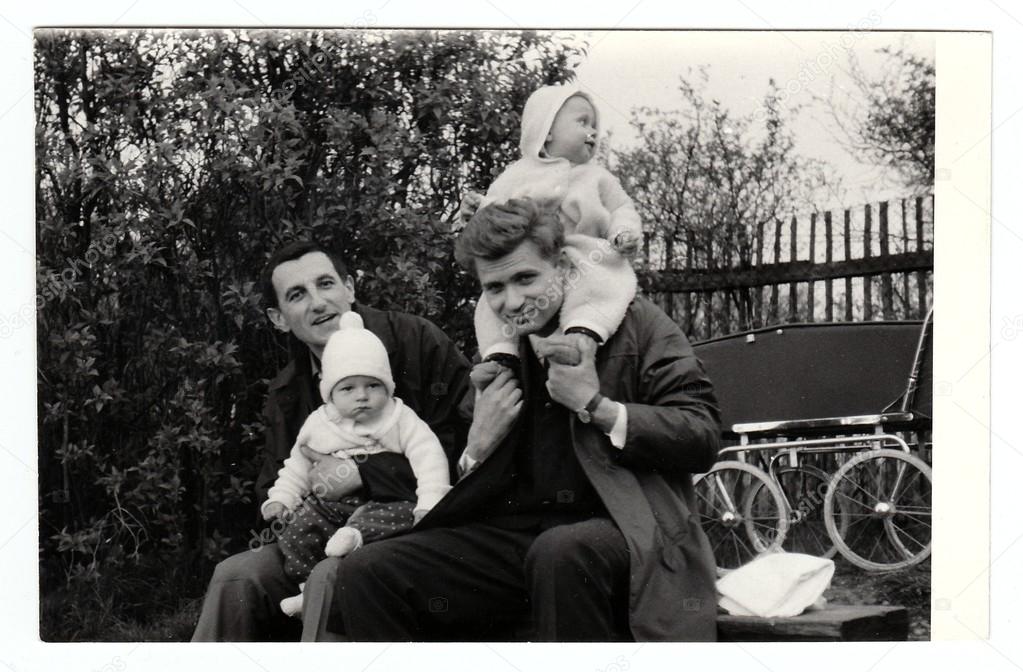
[616,305,721,475]
[404,317,473,480]
[255,387,291,505]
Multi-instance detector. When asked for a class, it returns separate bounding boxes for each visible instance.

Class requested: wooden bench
[717,605,909,641]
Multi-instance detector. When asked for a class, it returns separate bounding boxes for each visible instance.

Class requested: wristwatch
[576,392,605,424]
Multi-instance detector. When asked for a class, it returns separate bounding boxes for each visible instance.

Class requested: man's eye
[484,285,502,295]
[319,279,335,287]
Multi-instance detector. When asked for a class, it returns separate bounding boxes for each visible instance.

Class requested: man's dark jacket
[255,303,472,502]
[418,296,722,641]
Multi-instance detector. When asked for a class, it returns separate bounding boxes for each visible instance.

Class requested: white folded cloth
[717,552,835,618]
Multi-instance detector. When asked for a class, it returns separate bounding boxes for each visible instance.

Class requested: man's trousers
[325,516,631,641]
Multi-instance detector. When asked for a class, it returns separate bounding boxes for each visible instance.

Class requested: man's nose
[504,286,525,312]
[309,287,328,310]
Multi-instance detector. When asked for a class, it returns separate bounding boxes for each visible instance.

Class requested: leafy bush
[35,28,583,639]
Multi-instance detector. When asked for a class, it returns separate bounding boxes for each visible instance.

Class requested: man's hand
[545,335,600,412]
[533,335,583,366]
[262,501,288,522]
[464,368,522,464]
[309,454,363,500]
[469,360,505,392]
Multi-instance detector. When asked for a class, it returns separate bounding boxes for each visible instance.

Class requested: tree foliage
[35,28,583,638]
[614,70,826,333]
[824,46,935,190]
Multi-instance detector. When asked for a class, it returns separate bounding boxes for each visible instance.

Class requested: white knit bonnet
[319,312,395,402]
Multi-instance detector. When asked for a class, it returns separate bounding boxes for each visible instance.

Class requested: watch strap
[584,392,605,414]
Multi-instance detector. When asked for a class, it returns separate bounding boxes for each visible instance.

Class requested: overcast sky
[568,30,935,210]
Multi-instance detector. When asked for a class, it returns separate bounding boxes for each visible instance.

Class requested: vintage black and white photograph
[32,26,943,644]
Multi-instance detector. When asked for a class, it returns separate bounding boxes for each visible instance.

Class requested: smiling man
[191,240,471,641]
[322,198,722,642]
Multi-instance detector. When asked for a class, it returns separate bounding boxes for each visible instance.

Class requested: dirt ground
[825,559,931,641]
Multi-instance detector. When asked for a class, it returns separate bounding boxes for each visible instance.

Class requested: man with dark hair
[191,240,472,641]
[321,198,722,642]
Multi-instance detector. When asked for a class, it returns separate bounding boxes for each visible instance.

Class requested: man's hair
[454,197,565,272]
[259,240,351,310]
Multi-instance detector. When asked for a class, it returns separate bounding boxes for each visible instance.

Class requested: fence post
[916,196,928,317]
[756,220,765,327]
[825,210,834,321]
[808,212,816,322]
[863,204,873,320]
[772,218,781,323]
[664,235,675,320]
[844,209,853,321]
[902,198,911,317]
[685,230,695,329]
[788,215,798,322]
[879,201,894,319]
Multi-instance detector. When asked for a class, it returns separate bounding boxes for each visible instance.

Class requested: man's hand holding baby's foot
[469,360,506,392]
[324,526,363,557]
[563,331,599,362]
[612,229,641,257]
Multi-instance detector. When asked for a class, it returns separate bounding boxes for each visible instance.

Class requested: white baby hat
[717,552,835,618]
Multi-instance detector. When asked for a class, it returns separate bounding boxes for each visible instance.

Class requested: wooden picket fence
[641,195,934,341]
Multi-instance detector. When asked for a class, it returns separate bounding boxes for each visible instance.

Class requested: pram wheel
[823,449,932,571]
[694,461,788,572]
[749,464,849,559]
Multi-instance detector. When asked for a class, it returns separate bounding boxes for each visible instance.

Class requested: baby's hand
[262,501,288,522]
[457,191,484,227]
[612,229,641,257]
[469,360,505,392]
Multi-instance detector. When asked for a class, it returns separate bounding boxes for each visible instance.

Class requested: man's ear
[342,275,356,303]
[266,307,290,333]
